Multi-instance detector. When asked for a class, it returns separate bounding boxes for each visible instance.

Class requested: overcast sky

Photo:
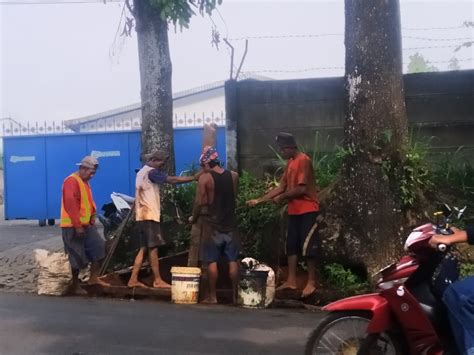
[1,0,473,123]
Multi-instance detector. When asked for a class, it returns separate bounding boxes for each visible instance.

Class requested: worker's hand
[429,227,462,248]
[429,234,448,248]
[89,215,96,225]
[246,199,260,207]
[74,227,86,238]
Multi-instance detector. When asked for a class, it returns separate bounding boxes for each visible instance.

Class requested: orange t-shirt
[282,152,319,215]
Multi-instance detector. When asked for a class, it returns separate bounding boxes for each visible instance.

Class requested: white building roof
[64,75,272,129]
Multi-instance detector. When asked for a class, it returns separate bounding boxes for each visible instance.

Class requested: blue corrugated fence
[2,128,226,221]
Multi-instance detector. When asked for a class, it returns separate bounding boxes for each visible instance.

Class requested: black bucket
[237,270,269,309]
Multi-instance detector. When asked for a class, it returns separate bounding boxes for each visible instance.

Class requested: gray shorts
[137,220,166,249]
[62,225,106,271]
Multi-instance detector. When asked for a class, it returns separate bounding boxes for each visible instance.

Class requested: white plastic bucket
[170,267,201,304]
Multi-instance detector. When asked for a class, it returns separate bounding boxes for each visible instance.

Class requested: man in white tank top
[128,151,199,289]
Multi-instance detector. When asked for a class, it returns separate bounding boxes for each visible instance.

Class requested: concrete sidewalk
[0,206,63,293]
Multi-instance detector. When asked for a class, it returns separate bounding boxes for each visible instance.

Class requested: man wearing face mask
[60,156,109,294]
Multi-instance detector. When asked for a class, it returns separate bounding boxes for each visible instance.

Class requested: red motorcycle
[305,205,466,355]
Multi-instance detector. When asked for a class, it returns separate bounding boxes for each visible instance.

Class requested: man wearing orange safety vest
[60,156,108,294]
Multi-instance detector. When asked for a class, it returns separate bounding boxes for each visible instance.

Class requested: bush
[323,263,368,294]
[236,171,282,260]
[430,147,474,199]
[460,263,474,279]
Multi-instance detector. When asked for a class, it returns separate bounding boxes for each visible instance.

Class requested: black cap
[275,132,297,148]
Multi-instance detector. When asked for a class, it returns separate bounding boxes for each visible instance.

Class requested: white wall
[76,87,226,132]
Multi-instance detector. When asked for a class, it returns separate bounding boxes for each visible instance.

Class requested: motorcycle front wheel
[304,311,406,355]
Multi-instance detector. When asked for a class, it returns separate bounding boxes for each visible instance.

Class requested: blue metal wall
[2,128,226,220]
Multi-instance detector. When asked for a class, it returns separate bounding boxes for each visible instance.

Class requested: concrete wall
[226,70,474,175]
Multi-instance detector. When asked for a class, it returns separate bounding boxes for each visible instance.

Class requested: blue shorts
[443,276,474,355]
[62,225,106,271]
[200,230,240,263]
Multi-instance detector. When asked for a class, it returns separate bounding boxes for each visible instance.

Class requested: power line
[245,66,344,74]
[109,1,126,61]
[215,7,229,39]
[229,33,343,41]
[403,44,459,50]
[404,36,472,42]
[427,58,473,64]
[244,58,473,74]
[228,34,472,42]
[402,25,469,31]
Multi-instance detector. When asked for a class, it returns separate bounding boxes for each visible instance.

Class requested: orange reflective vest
[60,173,96,227]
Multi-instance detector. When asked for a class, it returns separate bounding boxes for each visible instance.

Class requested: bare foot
[127,280,148,288]
[152,280,171,289]
[301,283,316,298]
[88,277,110,287]
[201,297,218,304]
[276,281,297,291]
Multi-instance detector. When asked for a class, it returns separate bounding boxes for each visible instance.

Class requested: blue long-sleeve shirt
[466,225,474,245]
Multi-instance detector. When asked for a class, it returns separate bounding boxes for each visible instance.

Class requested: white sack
[35,249,72,296]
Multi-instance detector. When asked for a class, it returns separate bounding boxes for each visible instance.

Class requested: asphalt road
[0,292,324,355]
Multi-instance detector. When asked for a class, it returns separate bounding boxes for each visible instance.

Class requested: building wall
[173,87,225,126]
[226,70,474,175]
[74,87,226,132]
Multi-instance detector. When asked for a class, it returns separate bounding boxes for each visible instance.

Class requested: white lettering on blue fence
[10,156,36,163]
[90,150,121,158]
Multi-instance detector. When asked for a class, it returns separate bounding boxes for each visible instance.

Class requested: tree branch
[125,0,136,18]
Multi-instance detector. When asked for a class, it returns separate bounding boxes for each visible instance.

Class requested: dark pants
[137,220,165,249]
[286,212,319,257]
[443,276,474,355]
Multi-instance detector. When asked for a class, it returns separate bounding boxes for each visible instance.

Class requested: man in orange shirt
[247,132,319,298]
[60,156,108,294]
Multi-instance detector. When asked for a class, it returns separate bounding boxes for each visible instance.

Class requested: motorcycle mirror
[442,203,452,218]
[454,206,467,220]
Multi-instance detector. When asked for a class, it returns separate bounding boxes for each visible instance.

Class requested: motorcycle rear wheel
[305,311,406,355]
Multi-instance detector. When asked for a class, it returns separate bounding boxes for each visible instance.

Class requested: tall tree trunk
[133,0,175,174]
[337,0,409,274]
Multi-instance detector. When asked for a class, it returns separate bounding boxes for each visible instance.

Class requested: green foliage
[161,182,197,252]
[460,263,474,279]
[407,52,439,73]
[448,57,461,70]
[236,171,281,259]
[430,147,474,198]
[304,133,345,188]
[323,263,368,293]
[382,135,434,208]
[150,0,222,29]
